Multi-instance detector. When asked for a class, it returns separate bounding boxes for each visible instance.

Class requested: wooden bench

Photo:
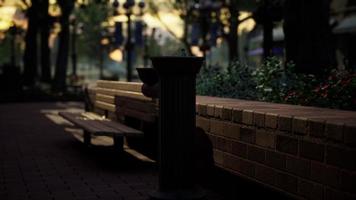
[60,80,158,151]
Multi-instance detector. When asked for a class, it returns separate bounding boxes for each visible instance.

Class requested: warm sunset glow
[100,38,110,45]
[190,45,204,57]
[48,3,61,17]
[109,48,123,62]
[238,12,256,34]
[0,6,16,31]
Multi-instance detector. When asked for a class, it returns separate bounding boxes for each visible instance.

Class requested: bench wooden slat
[95,101,116,112]
[115,96,158,113]
[59,112,143,137]
[99,120,143,137]
[96,94,115,104]
[81,112,105,120]
[117,108,157,123]
[59,112,114,135]
[95,87,151,101]
[96,80,142,92]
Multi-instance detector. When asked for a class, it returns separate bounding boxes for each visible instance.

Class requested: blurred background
[0,0,355,109]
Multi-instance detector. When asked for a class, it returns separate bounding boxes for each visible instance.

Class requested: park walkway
[0,102,225,200]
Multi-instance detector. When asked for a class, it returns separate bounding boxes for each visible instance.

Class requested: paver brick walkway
[0,102,224,200]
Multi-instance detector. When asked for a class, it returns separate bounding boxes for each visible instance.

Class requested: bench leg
[83,131,91,146]
[113,135,124,152]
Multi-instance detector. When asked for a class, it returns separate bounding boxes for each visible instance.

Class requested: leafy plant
[196,61,257,100]
[196,57,356,111]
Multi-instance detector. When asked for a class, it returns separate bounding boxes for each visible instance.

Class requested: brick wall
[195,96,356,200]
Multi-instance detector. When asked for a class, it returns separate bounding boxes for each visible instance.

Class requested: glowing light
[111,15,130,22]
[109,48,123,62]
[190,46,204,57]
[0,6,16,31]
[0,32,5,40]
[100,38,110,45]
[238,12,256,35]
[157,11,183,38]
[49,4,61,17]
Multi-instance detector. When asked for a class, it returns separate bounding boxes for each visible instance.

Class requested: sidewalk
[0,102,224,200]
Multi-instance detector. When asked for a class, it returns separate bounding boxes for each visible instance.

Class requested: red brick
[309,119,325,138]
[276,135,298,155]
[222,152,236,170]
[286,156,311,178]
[223,122,240,139]
[292,117,308,135]
[265,113,278,129]
[254,112,265,128]
[214,105,223,118]
[310,161,340,188]
[274,171,298,194]
[340,170,356,194]
[240,127,256,144]
[242,110,254,125]
[255,164,275,185]
[326,145,356,170]
[232,108,243,123]
[256,129,275,149]
[214,135,232,152]
[231,141,247,158]
[325,123,344,142]
[197,104,207,116]
[247,145,266,164]
[278,115,292,132]
[344,125,356,146]
[207,104,215,117]
[196,116,210,133]
[210,119,224,135]
[299,140,325,162]
[298,179,323,200]
[221,107,232,121]
[265,150,286,170]
[223,153,255,177]
[213,149,224,165]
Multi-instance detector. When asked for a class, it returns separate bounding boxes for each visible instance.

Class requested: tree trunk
[283,0,335,74]
[228,0,239,63]
[23,1,38,86]
[263,19,273,59]
[39,0,51,83]
[53,0,73,91]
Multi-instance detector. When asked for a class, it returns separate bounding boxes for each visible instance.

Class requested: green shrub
[196,61,257,100]
[196,57,356,111]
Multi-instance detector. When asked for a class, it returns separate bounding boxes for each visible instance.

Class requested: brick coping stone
[196,96,356,147]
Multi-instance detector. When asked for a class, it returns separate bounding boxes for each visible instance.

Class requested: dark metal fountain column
[150,56,205,200]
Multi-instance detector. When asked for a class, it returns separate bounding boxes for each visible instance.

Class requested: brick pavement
[0,102,226,200]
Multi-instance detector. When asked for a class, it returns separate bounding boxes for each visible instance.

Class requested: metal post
[150,56,205,200]
[126,11,132,82]
[10,26,16,67]
[99,44,104,79]
[71,20,77,77]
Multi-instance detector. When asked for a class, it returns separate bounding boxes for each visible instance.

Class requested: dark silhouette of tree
[23,0,39,86]
[283,0,335,74]
[228,0,239,62]
[39,0,52,83]
[53,0,74,92]
[253,0,283,59]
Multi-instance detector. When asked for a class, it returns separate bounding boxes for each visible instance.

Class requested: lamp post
[70,15,77,78]
[9,25,17,67]
[112,0,145,82]
[188,0,223,58]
